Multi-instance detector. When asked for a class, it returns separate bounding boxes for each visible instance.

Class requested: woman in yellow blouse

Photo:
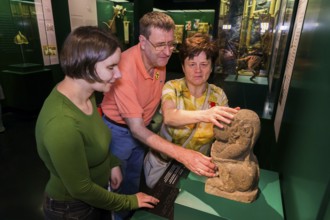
[144,33,240,189]
[161,33,239,157]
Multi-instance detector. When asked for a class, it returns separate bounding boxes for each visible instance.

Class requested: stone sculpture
[205,109,261,203]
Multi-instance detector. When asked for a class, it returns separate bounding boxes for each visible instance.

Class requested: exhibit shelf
[132,169,284,220]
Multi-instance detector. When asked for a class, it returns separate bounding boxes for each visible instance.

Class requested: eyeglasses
[145,38,177,51]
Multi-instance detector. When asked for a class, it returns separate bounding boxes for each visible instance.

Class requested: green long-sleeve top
[35,87,138,211]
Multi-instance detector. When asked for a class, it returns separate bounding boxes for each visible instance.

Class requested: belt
[104,115,129,128]
[44,194,89,211]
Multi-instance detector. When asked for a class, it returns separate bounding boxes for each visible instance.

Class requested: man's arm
[124,117,217,177]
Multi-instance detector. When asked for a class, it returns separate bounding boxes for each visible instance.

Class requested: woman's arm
[162,100,238,128]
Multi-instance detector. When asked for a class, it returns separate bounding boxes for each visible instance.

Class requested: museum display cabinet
[2,0,44,66]
[97,0,135,50]
[215,0,281,78]
[0,0,55,112]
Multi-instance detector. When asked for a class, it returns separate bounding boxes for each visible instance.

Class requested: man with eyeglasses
[101,11,217,220]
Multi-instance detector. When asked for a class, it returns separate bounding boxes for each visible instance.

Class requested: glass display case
[0,0,43,67]
[165,9,215,47]
[0,0,59,68]
[97,0,135,50]
[216,0,282,82]
[0,0,55,111]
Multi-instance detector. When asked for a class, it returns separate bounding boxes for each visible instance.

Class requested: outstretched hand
[206,106,240,128]
[177,148,217,177]
[136,192,160,208]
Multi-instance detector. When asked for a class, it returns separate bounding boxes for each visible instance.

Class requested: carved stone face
[214,109,260,147]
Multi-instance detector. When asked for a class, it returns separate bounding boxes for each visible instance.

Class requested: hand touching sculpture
[205,109,261,203]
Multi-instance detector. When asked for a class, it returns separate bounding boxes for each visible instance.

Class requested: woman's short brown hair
[60,26,121,83]
[179,33,219,65]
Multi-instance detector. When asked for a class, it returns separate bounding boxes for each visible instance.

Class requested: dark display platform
[0,64,53,111]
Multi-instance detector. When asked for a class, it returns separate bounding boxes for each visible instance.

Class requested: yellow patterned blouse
[161,78,228,155]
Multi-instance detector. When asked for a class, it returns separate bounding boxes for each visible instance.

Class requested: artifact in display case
[123,20,130,44]
[205,109,261,203]
[185,20,192,31]
[103,4,127,34]
[174,25,184,44]
[13,31,29,64]
[193,18,200,30]
[42,45,57,56]
[197,22,209,34]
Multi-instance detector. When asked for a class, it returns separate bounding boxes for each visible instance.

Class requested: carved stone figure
[205,109,261,203]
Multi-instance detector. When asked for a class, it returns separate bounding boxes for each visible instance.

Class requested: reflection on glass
[216,0,282,82]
